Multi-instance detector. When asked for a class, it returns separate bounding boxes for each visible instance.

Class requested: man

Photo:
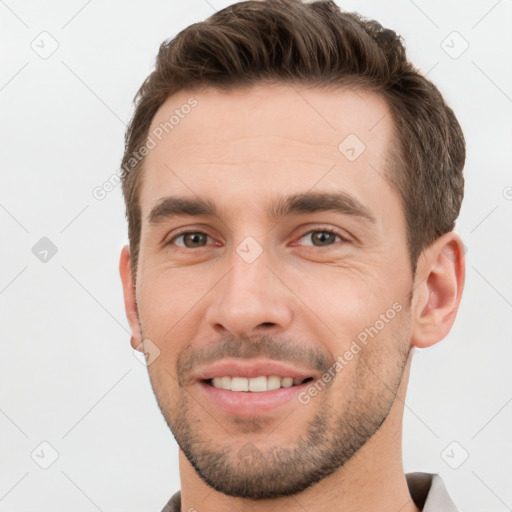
[119,1,465,510]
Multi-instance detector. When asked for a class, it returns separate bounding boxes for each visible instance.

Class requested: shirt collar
[161,472,458,512]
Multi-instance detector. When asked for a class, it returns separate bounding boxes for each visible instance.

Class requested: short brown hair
[121,0,465,280]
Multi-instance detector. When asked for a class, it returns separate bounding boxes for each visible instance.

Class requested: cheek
[137,265,213,334]
[137,264,233,384]
[287,261,394,338]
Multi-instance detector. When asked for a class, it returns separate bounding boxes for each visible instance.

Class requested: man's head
[121,0,465,281]
[119,0,465,502]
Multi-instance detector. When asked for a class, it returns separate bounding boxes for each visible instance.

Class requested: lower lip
[198,380,310,416]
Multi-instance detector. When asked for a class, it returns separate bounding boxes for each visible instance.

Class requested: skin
[119,84,465,512]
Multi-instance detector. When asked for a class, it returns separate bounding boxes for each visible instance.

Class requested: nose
[205,249,294,339]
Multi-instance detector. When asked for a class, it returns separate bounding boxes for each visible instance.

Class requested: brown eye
[170,231,210,248]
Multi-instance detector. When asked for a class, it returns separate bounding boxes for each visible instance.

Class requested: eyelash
[166,227,348,249]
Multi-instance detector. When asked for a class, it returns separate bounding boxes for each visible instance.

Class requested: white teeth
[267,375,281,390]
[209,375,304,392]
[231,377,249,392]
[212,377,224,389]
[281,377,293,388]
[248,376,267,392]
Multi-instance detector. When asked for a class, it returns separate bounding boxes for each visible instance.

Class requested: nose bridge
[226,248,269,299]
[207,241,293,336]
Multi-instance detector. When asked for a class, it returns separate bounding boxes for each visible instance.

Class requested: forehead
[140,84,398,222]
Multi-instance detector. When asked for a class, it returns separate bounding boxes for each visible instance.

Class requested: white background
[1,0,511,510]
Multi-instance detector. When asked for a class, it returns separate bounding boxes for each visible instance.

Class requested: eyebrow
[148,191,376,225]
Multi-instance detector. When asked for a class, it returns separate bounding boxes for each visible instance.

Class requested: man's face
[133,84,414,498]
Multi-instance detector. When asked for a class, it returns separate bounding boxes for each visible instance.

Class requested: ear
[411,232,466,349]
[119,245,143,351]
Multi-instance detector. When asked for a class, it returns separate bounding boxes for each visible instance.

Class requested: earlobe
[130,335,142,352]
[119,245,143,351]
[411,232,466,349]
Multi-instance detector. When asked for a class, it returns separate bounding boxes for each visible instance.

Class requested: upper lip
[194,358,318,381]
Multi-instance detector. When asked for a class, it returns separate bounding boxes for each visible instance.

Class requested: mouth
[193,359,320,415]
[198,378,316,416]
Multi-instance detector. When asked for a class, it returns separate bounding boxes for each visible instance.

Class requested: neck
[178,354,419,512]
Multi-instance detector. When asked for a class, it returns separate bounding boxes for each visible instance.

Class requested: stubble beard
[148,315,412,500]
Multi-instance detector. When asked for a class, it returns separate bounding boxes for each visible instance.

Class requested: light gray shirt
[161,472,458,511]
